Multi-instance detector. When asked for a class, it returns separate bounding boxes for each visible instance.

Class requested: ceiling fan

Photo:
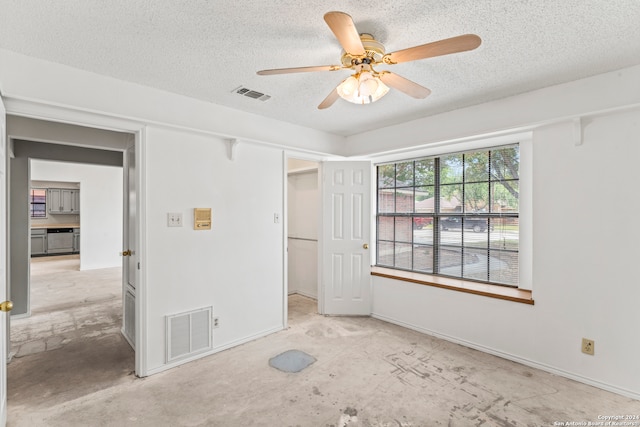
[257,11,482,109]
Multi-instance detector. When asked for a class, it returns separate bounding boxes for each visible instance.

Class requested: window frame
[29,188,47,219]
[373,141,527,291]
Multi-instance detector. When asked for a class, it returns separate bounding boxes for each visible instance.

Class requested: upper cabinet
[48,188,80,214]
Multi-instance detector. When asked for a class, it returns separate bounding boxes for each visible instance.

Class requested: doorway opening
[11,254,124,357]
[286,157,320,317]
[6,116,138,411]
[8,254,133,411]
[12,158,125,360]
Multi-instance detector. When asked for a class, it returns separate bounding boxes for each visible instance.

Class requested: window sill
[371,267,534,305]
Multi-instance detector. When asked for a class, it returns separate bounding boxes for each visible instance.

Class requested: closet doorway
[287,158,319,312]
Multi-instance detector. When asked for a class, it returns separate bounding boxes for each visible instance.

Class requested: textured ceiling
[1,1,640,137]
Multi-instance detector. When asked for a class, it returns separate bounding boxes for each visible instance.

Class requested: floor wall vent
[166,306,213,363]
[232,86,271,101]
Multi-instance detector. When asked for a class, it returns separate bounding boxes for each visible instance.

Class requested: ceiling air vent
[233,86,271,102]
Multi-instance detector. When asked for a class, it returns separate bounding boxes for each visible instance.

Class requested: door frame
[283,153,374,321]
[283,152,327,327]
[1,93,9,426]
[3,96,148,377]
[283,154,323,325]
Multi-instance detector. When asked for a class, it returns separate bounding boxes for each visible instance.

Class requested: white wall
[287,168,318,299]
[0,48,304,376]
[345,64,640,156]
[0,48,344,156]
[144,127,284,372]
[370,108,640,399]
[30,160,123,270]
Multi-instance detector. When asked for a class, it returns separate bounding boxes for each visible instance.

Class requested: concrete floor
[7,256,640,426]
[10,255,124,358]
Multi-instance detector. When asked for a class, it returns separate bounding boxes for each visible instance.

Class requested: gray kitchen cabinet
[31,229,47,255]
[47,188,80,214]
[73,228,80,253]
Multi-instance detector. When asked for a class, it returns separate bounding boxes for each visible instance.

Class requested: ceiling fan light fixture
[257,12,480,109]
[336,71,389,105]
[337,75,359,97]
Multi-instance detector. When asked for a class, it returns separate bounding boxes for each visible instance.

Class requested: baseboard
[145,325,284,377]
[289,291,318,300]
[371,312,640,401]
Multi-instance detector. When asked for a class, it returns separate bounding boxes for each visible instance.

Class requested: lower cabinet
[31,229,47,255]
[31,227,80,256]
[73,228,80,253]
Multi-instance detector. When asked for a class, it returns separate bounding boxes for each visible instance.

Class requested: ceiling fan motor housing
[340,33,386,67]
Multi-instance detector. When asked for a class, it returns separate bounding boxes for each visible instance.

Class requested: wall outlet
[167,212,183,227]
[581,338,595,355]
[213,316,220,329]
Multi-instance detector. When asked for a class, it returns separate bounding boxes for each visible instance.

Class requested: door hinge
[137,262,140,270]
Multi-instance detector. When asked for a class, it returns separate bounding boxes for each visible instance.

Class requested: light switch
[168,213,183,227]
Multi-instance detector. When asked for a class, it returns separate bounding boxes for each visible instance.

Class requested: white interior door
[321,161,371,315]
[122,141,136,348]
[0,95,9,425]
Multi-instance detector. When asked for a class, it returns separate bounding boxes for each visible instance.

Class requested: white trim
[4,95,339,158]
[285,152,324,316]
[226,139,239,161]
[369,130,532,164]
[372,312,640,401]
[289,291,318,300]
[1,92,8,426]
[316,162,325,315]
[518,136,533,290]
[281,151,288,330]
[287,167,319,176]
[283,149,338,163]
[5,96,144,133]
[572,117,583,146]
[135,127,148,377]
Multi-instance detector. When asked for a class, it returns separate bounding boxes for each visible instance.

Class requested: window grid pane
[30,189,47,218]
[375,144,519,287]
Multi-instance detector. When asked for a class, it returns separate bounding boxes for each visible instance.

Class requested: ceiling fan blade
[318,87,340,110]
[324,11,366,56]
[384,34,481,64]
[379,72,431,99]
[257,65,342,75]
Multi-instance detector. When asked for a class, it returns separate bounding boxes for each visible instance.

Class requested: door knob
[0,301,13,312]
[121,250,132,256]
[363,243,369,249]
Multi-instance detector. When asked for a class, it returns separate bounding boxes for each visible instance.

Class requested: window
[376,144,519,287]
[29,189,47,218]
